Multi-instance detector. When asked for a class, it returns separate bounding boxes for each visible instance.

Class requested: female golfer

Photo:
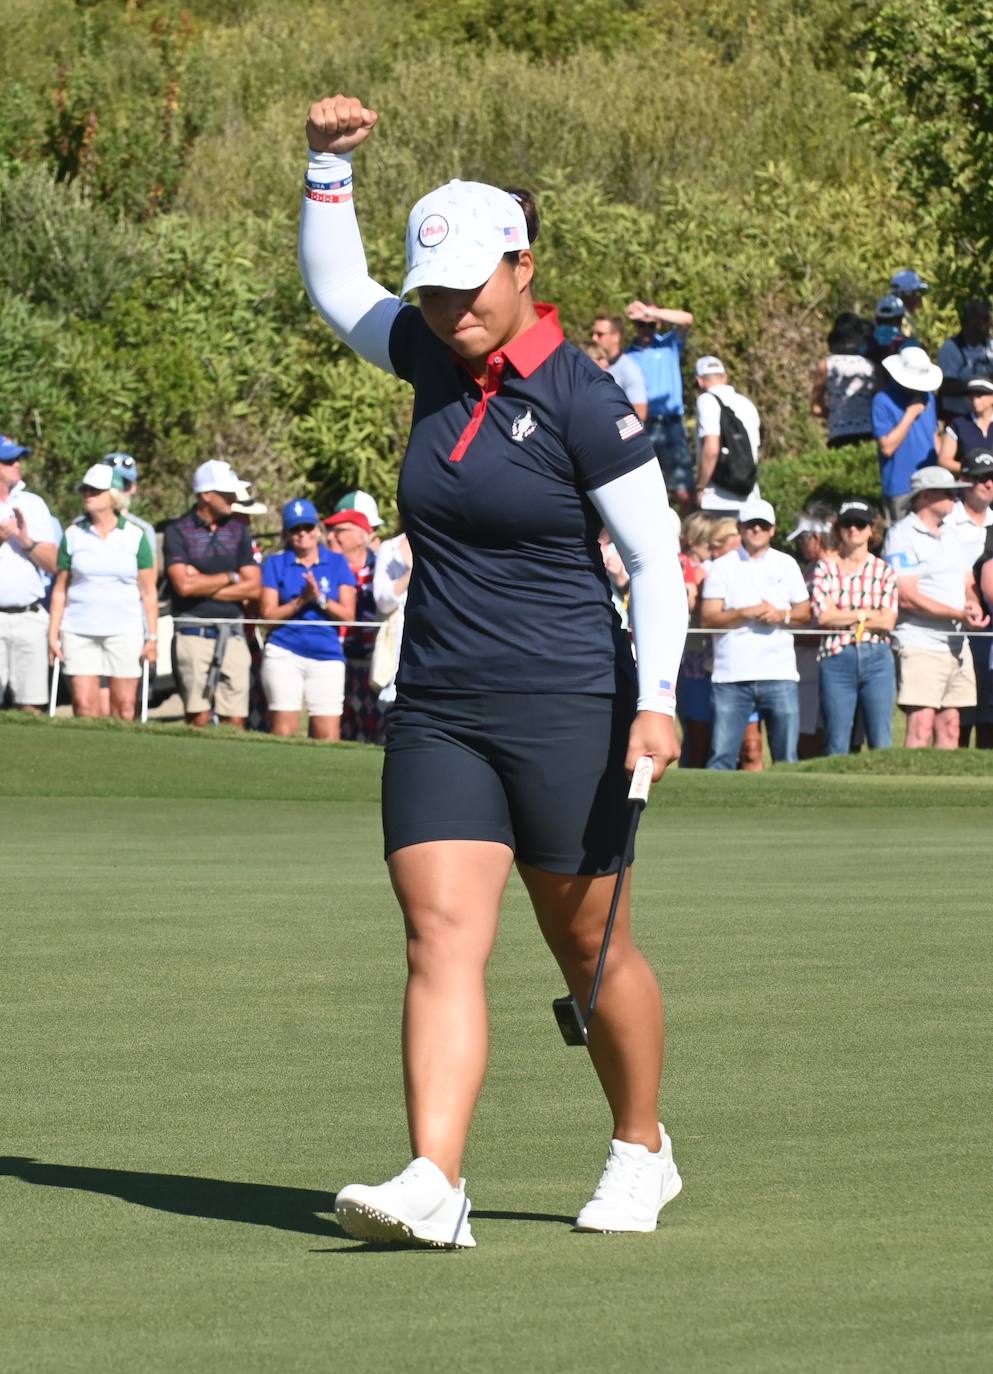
[301,95,688,1246]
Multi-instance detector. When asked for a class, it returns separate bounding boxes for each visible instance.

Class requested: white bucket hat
[882,346,943,394]
[401,180,529,296]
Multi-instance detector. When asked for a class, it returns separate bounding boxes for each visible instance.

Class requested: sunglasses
[288,523,317,533]
[741,520,772,531]
[840,519,871,530]
[80,485,104,496]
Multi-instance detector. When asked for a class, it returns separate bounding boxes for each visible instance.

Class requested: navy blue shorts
[382,688,637,875]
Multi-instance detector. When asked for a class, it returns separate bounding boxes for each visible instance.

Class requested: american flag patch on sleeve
[616,414,644,441]
[657,679,676,702]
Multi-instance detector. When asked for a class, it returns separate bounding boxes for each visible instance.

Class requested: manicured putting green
[3,719,991,1373]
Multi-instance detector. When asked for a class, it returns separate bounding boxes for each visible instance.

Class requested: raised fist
[306,95,378,155]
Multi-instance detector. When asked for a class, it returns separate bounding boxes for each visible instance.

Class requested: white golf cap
[401,180,529,296]
[192,459,243,494]
[909,465,969,494]
[334,489,383,527]
[695,355,726,378]
[78,463,118,492]
[738,497,776,525]
[882,346,943,394]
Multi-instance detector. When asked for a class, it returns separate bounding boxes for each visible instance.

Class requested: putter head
[552,994,588,1047]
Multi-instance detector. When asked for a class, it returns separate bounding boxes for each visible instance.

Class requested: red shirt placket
[448,352,506,462]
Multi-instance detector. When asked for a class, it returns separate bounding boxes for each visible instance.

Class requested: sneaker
[574,1123,682,1233]
[335,1157,476,1248]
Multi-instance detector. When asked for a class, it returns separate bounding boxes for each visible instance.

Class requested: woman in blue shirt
[259,499,356,739]
[300,95,689,1246]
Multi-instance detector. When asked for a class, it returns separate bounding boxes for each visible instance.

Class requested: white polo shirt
[942,500,993,568]
[0,483,54,608]
[703,546,809,682]
[57,516,153,637]
[884,512,972,650]
[695,384,762,510]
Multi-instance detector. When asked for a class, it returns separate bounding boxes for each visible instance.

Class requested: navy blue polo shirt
[261,546,356,660]
[389,302,657,694]
[163,509,255,620]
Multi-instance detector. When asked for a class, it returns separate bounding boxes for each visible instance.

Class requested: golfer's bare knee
[404,903,488,973]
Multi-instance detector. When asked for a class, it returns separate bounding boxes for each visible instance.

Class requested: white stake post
[140,658,150,724]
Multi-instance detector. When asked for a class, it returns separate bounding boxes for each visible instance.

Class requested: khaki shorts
[173,628,251,717]
[63,630,143,679]
[261,642,346,715]
[0,605,49,705]
[896,645,977,710]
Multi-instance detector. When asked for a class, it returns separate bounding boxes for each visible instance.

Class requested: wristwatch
[784,608,792,625]
[227,571,241,585]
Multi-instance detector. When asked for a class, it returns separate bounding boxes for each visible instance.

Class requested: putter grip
[627,755,653,806]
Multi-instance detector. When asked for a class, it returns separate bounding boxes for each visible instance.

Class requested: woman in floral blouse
[811,499,899,754]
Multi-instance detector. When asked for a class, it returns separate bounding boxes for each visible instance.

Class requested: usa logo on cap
[418,214,449,247]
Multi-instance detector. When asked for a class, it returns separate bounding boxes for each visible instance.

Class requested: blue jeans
[819,643,896,755]
[647,414,693,494]
[707,680,799,769]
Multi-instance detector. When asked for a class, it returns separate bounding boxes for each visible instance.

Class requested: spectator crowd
[3,266,993,763]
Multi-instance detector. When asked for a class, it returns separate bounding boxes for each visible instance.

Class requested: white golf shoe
[574,1123,682,1233]
[334,1157,476,1248]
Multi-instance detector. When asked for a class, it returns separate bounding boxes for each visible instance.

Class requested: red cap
[322,509,372,535]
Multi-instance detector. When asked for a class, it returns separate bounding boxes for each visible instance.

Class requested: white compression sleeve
[298,150,403,374]
[588,460,689,715]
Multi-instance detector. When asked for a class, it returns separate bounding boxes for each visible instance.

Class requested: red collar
[499,302,563,378]
[453,302,564,385]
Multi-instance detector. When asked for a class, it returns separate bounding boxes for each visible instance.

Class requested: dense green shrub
[0,0,966,526]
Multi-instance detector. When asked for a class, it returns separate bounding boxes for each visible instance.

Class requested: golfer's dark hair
[502,186,540,265]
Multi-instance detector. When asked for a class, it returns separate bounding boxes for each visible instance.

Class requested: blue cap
[282,497,320,530]
[890,269,929,295]
[101,451,139,483]
[875,294,905,321]
[0,434,30,461]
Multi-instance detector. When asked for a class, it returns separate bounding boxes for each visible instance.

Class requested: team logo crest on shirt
[319,576,330,592]
[511,407,537,442]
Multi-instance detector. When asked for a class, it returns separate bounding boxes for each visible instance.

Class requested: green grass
[3,719,992,1373]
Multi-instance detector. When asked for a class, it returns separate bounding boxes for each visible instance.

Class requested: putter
[48,658,61,718]
[553,754,654,1047]
[140,657,150,724]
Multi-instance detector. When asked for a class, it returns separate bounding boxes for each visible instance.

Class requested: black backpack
[710,393,757,497]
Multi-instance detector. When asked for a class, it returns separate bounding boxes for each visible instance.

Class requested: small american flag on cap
[616,414,644,441]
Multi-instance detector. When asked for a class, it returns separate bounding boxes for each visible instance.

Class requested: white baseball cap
[192,460,243,494]
[738,498,777,526]
[401,180,529,296]
[695,355,726,378]
[882,346,943,394]
[78,463,120,492]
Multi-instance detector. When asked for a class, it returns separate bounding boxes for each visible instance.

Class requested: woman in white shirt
[48,464,157,719]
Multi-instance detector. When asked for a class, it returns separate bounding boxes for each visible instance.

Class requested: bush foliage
[0,0,973,523]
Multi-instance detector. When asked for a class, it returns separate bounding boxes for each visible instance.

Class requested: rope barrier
[169,616,993,638]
